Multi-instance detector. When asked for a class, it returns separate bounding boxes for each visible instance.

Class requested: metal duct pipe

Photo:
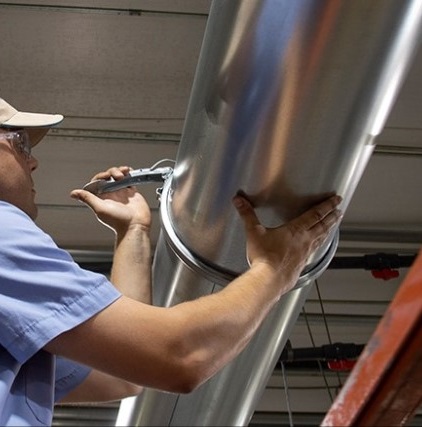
[117,1,422,425]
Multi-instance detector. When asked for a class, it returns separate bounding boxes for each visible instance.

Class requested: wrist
[248,260,278,283]
[116,222,150,237]
[115,223,151,252]
[248,259,300,299]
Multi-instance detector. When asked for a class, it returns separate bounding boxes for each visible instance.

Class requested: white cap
[0,97,64,146]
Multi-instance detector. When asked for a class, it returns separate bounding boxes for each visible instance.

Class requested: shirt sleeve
[0,202,122,364]
[54,356,91,402]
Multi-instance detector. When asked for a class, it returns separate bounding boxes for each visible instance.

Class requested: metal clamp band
[159,178,238,286]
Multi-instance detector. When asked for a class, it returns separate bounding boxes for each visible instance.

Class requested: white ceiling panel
[344,153,422,225]
[33,133,178,204]
[0,5,206,120]
[385,44,422,129]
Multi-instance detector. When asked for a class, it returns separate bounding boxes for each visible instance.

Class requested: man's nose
[28,155,38,172]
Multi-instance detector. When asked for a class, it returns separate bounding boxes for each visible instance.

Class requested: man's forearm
[58,225,150,404]
[111,224,152,303]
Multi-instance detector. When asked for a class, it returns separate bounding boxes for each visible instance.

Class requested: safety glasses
[1,129,32,160]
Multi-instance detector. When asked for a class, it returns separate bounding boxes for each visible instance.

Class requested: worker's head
[0,98,63,219]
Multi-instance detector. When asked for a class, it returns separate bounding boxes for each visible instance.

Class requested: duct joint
[159,178,339,288]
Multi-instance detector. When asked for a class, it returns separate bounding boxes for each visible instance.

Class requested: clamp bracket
[83,166,173,195]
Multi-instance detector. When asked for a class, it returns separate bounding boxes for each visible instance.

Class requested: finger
[309,208,342,235]
[291,195,342,231]
[309,209,342,249]
[91,166,131,182]
[70,189,105,212]
[233,195,261,231]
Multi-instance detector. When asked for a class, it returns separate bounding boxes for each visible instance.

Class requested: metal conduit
[117,1,422,426]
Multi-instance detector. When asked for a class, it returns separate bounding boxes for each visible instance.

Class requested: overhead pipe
[280,342,365,364]
[328,253,417,271]
[117,1,422,426]
[76,253,417,274]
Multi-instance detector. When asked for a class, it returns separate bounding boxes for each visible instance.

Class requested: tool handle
[83,167,173,195]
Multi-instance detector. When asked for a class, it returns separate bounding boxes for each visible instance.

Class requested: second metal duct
[117,1,422,425]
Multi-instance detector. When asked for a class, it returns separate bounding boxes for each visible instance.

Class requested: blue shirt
[0,201,121,426]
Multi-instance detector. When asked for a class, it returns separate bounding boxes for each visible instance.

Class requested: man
[0,97,342,426]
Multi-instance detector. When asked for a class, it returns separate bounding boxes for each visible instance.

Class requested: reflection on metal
[118,0,422,425]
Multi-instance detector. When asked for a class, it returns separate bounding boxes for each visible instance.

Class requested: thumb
[233,195,261,231]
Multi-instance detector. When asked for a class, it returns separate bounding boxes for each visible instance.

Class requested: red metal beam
[322,249,422,426]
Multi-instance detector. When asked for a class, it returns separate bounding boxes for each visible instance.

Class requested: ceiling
[1,1,421,425]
